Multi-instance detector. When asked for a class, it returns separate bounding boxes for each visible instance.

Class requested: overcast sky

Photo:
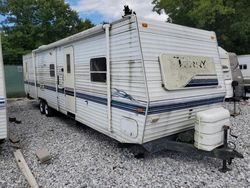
[68,0,167,24]
[0,0,167,25]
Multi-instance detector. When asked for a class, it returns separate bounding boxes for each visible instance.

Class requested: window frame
[90,57,107,83]
[66,54,71,73]
[49,64,55,77]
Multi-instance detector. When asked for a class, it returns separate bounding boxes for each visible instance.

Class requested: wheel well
[39,98,46,103]
[39,98,47,105]
[26,93,33,99]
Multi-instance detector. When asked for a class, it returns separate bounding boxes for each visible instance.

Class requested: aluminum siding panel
[36,49,58,109]
[74,17,146,143]
[23,53,37,99]
[0,46,7,139]
[56,47,67,114]
[24,17,147,144]
[0,108,7,139]
[137,18,226,143]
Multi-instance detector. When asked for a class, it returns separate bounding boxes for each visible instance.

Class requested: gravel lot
[0,98,250,187]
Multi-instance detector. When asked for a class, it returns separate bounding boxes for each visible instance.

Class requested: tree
[152,0,250,54]
[0,0,94,64]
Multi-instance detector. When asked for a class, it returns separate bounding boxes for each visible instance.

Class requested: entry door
[64,46,75,113]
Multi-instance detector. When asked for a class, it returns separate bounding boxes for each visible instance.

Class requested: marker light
[137,107,143,113]
[142,23,148,28]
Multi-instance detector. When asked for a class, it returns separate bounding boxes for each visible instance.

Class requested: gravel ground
[0,98,250,187]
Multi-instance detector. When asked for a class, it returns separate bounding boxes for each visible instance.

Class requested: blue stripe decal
[24,81,35,86]
[147,97,223,115]
[76,92,146,114]
[58,88,64,94]
[76,92,107,105]
[65,89,75,96]
[0,98,5,109]
[112,100,146,114]
[186,79,218,87]
[24,82,223,115]
[25,81,65,94]
[44,85,56,92]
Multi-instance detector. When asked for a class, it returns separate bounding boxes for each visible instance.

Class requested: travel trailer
[218,47,245,99]
[218,47,233,99]
[23,14,243,169]
[238,55,250,91]
[0,37,7,143]
[229,53,246,97]
[23,15,226,144]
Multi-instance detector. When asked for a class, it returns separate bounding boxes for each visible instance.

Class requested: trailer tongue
[143,107,243,172]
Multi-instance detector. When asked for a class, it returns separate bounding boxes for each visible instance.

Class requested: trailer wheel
[44,103,53,117]
[39,100,45,114]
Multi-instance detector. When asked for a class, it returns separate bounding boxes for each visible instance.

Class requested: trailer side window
[239,65,243,69]
[66,54,71,73]
[243,64,247,69]
[50,64,55,77]
[90,57,106,83]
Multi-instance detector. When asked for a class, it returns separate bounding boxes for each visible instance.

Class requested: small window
[243,64,247,69]
[90,57,106,83]
[66,54,71,73]
[239,65,243,69]
[50,64,55,77]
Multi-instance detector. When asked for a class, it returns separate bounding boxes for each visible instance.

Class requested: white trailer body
[23,53,37,99]
[238,55,250,87]
[0,37,7,141]
[23,15,226,144]
[218,47,233,98]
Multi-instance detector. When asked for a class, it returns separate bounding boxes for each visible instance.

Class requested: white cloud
[71,0,167,23]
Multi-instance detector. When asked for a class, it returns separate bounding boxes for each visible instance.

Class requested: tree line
[153,0,250,55]
[0,0,93,64]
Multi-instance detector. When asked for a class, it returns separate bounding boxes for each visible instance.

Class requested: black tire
[39,100,45,114]
[44,103,53,117]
